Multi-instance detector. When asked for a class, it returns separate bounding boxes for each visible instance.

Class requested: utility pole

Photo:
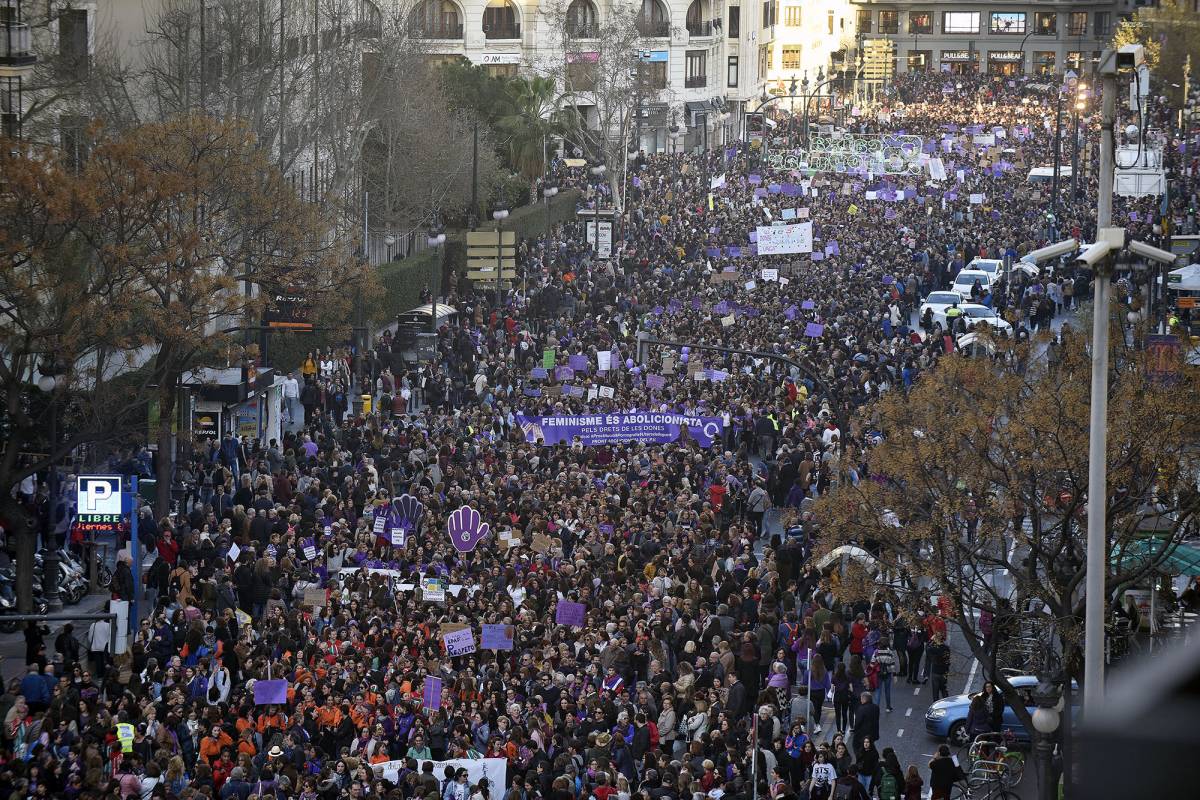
[1084,47,1118,716]
[470,120,479,230]
[1051,84,1064,230]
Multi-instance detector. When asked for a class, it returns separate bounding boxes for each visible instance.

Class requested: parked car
[931,303,1012,335]
[925,675,1078,746]
[965,258,1004,278]
[919,291,965,322]
[951,270,995,301]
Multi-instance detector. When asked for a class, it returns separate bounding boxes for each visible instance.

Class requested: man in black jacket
[852,693,880,759]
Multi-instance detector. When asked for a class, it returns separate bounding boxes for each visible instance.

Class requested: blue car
[924,675,1077,746]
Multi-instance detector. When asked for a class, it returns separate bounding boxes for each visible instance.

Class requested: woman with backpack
[878,747,905,800]
[871,636,899,712]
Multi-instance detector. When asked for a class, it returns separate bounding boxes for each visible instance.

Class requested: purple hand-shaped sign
[447,505,490,553]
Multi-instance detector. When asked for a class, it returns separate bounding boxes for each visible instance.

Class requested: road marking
[905,708,913,717]
[963,655,980,695]
[914,687,921,695]
[897,728,905,738]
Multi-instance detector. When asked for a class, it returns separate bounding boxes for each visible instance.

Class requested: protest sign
[555,600,587,627]
[254,679,288,705]
[443,628,476,657]
[481,624,515,651]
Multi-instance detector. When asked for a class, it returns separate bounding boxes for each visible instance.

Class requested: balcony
[687,21,714,38]
[484,24,521,40]
[0,23,36,69]
[568,24,600,39]
[637,20,670,38]
[685,75,707,88]
[415,23,464,40]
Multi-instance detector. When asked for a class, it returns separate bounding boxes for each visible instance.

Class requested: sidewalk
[0,592,110,685]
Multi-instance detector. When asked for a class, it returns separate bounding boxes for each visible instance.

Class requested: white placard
[929,158,947,181]
[228,543,241,563]
[596,350,612,371]
[722,314,735,327]
[761,268,779,282]
[969,193,984,204]
[599,386,615,398]
[744,280,757,291]
[755,223,813,255]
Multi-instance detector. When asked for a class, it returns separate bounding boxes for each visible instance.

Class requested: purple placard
[706,247,721,258]
[422,675,442,711]
[754,188,769,198]
[646,374,666,391]
[729,246,742,258]
[446,505,490,553]
[522,387,542,397]
[811,251,825,262]
[748,174,762,184]
[531,367,549,379]
[599,523,615,536]
[748,231,758,242]
[555,365,575,381]
[556,600,587,627]
[804,322,825,337]
[564,385,586,398]
[714,300,731,314]
[802,299,815,310]
[481,623,514,651]
[568,354,589,372]
[882,274,895,285]
[254,679,288,706]
[516,413,724,448]
[784,305,798,320]
[884,208,897,220]
[768,183,782,194]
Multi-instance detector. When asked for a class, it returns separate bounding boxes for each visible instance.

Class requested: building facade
[849,1,1131,76]
[766,0,857,100]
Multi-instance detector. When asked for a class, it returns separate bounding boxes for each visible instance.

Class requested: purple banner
[516,413,724,448]
[254,679,288,706]
[422,676,442,711]
[556,600,587,627]
[481,623,515,651]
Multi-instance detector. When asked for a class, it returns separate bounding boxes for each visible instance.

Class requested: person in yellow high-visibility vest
[116,720,135,754]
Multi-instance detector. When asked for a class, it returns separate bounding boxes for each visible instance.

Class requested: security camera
[1117,45,1145,72]
[1076,241,1113,267]
[1128,239,1177,265]
[1022,239,1078,264]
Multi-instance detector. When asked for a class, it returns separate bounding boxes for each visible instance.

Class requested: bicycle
[949,760,1019,800]
[958,732,1024,788]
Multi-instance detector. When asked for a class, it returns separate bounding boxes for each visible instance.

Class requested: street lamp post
[1032,676,1064,800]
[37,363,63,612]
[425,225,446,335]
[540,185,558,299]
[491,208,509,314]
[1072,82,1088,198]
[1051,82,1065,221]
[590,164,606,257]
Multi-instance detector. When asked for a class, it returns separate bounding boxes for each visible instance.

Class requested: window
[486,63,518,78]
[1033,51,1056,76]
[59,9,89,78]
[638,0,669,37]
[782,46,802,69]
[1095,12,1111,37]
[647,61,667,90]
[879,11,898,34]
[783,6,802,27]
[685,50,707,87]
[758,44,769,79]
[762,2,772,28]
[943,12,979,34]
[60,115,89,173]
[989,12,1025,35]
[857,10,872,34]
[483,0,520,39]
[909,12,932,35]
[1068,12,1086,37]
[1034,12,1056,36]
[827,11,834,35]
[728,6,739,37]
[1066,51,1082,71]
[727,55,739,88]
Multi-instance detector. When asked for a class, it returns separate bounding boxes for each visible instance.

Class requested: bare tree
[538,0,672,209]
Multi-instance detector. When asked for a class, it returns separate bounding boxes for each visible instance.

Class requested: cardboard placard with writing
[303,587,327,608]
[531,533,555,554]
[439,622,470,637]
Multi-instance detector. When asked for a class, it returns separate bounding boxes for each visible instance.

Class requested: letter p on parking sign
[78,475,121,517]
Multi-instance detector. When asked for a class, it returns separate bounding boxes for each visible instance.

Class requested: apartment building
[850,1,1132,76]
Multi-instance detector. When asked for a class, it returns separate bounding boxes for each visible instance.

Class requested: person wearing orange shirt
[198,724,233,765]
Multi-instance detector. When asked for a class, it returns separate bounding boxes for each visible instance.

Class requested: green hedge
[446,189,581,278]
[374,247,445,324]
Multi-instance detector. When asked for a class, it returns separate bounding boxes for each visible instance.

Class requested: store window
[990,12,1025,35]
[943,12,979,35]
[1068,12,1086,37]
[1034,12,1056,36]
[1066,51,1082,71]
[909,12,932,35]
[782,46,802,69]
[879,11,898,34]
[856,10,872,34]
[1033,51,1055,75]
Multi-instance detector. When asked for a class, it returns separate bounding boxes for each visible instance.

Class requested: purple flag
[422,676,442,711]
[725,147,737,162]
[556,600,587,627]
[714,300,730,314]
[804,322,825,337]
[481,624,514,651]
[254,679,288,706]
[706,247,720,258]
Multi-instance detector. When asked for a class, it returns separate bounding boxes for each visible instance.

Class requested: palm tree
[493,76,565,187]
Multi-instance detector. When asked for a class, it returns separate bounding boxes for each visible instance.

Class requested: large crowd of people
[2,71,1188,800]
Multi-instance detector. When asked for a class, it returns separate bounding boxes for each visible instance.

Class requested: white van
[1027,166,1072,184]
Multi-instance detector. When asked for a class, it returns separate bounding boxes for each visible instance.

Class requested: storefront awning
[1113,540,1200,576]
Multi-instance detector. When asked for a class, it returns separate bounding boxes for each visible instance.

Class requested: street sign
[76,475,125,532]
[466,230,516,286]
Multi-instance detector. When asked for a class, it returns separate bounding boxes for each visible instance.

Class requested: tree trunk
[154,378,179,518]
[1,497,37,614]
